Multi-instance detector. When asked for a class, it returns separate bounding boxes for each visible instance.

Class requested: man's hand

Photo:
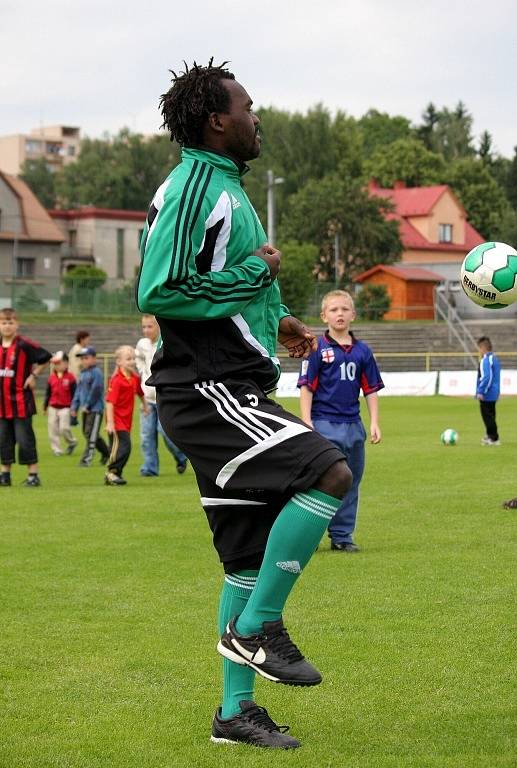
[254,244,281,279]
[278,316,317,359]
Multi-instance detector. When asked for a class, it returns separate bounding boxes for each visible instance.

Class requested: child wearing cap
[104,345,148,486]
[68,330,91,380]
[70,346,110,467]
[43,351,78,456]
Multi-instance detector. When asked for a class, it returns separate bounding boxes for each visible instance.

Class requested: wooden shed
[354,264,444,320]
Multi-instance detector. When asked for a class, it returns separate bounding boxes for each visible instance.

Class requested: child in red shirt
[105,345,148,486]
[43,351,78,456]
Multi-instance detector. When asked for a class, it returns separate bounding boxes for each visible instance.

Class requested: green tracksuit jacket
[136,147,289,391]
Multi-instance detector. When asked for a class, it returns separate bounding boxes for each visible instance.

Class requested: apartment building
[0,125,81,176]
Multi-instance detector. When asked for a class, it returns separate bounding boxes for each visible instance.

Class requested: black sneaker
[211,700,300,749]
[22,475,41,487]
[104,472,127,486]
[217,617,322,686]
[65,442,78,456]
[0,473,12,487]
[100,454,109,466]
[176,461,187,474]
[331,541,360,553]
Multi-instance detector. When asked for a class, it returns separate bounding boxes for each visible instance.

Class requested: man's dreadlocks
[160,58,235,146]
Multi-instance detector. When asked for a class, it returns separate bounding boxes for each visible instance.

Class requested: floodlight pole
[327,219,342,287]
[334,231,340,288]
[266,169,284,246]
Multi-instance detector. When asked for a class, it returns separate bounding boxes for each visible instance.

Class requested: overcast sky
[2,0,516,157]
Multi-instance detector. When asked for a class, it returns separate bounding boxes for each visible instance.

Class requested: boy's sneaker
[0,473,12,487]
[104,472,127,486]
[176,461,187,474]
[52,450,64,456]
[217,617,322,686]
[211,700,300,749]
[65,442,78,455]
[331,540,360,552]
[22,475,41,487]
[100,454,109,466]
[78,459,91,468]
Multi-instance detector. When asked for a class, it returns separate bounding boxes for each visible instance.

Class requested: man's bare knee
[314,460,352,499]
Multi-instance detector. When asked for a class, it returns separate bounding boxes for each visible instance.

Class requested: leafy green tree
[364,138,446,187]
[478,131,494,165]
[277,241,318,318]
[415,101,475,161]
[492,207,517,248]
[489,155,512,203]
[279,174,402,283]
[506,147,517,209]
[332,111,364,179]
[55,130,179,209]
[20,158,57,208]
[415,102,440,149]
[358,109,412,158]
[446,158,510,238]
[355,284,391,320]
[245,105,364,227]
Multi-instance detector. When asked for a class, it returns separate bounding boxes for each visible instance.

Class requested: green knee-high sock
[236,489,340,636]
[218,570,259,719]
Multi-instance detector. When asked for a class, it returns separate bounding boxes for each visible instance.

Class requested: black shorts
[157,378,344,571]
[0,417,38,465]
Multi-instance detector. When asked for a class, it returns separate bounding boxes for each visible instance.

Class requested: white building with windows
[0,126,80,176]
[49,207,146,281]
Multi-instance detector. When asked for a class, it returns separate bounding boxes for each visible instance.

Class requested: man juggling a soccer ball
[136,60,351,749]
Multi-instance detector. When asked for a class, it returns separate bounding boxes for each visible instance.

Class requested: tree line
[21,102,517,314]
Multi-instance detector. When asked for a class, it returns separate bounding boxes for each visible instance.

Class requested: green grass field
[1,396,516,768]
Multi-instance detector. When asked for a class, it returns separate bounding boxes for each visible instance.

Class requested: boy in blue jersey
[298,290,384,552]
[476,336,501,446]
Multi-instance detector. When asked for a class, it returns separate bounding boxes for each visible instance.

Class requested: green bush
[15,286,48,313]
[62,265,107,289]
[355,283,391,320]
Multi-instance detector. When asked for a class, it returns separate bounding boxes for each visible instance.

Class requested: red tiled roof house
[366,179,487,317]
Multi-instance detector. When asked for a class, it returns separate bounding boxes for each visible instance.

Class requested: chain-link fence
[0,275,138,315]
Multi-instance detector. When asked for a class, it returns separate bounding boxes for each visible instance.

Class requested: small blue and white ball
[441,429,459,446]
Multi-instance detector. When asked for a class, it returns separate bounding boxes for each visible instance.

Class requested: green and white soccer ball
[461,241,517,308]
[441,429,459,446]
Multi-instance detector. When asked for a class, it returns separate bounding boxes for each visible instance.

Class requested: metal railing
[434,287,478,367]
[63,351,516,385]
